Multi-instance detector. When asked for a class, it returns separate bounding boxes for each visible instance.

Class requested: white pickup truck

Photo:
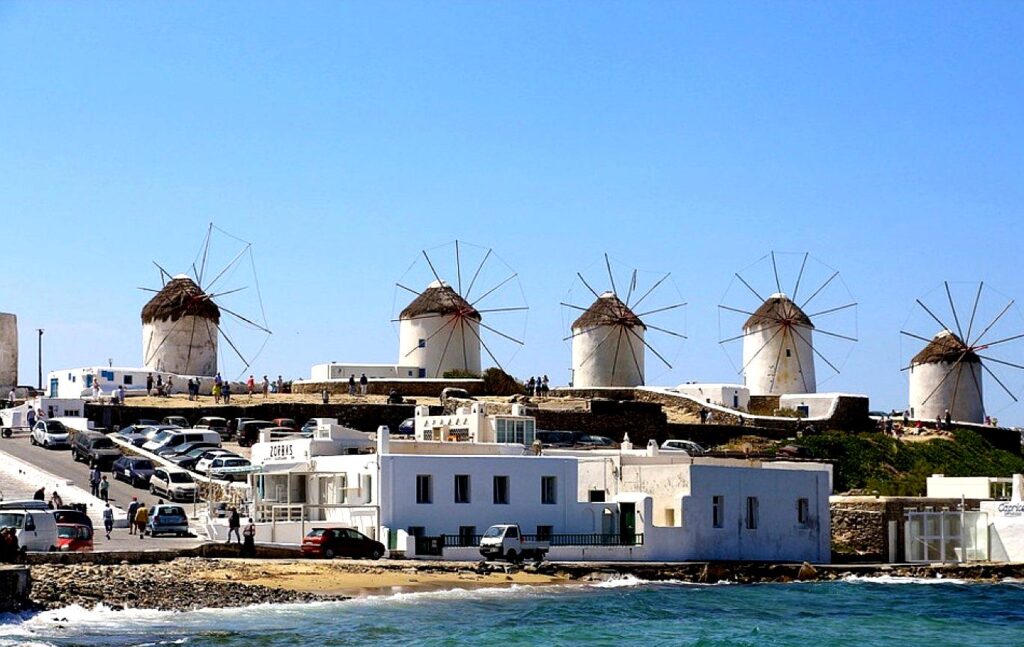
[479,524,549,562]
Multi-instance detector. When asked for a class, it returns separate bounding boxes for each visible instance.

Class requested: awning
[255,461,310,474]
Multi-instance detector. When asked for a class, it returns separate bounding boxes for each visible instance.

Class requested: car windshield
[168,472,194,483]
[160,506,186,516]
[223,459,250,468]
[483,526,504,538]
[92,438,115,449]
[151,431,172,443]
[307,528,328,537]
[133,459,154,470]
[45,421,67,432]
[0,513,25,529]
[57,525,83,538]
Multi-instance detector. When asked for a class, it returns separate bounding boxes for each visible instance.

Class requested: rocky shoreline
[23,558,1024,613]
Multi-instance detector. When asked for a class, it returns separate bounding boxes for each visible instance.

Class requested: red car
[57,523,94,552]
[301,527,385,559]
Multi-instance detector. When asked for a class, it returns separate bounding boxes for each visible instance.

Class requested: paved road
[0,432,206,551]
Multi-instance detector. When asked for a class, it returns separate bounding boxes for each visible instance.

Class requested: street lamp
[37,329,44,391]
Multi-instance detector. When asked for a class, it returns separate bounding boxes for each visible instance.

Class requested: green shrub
[442,369,480,379]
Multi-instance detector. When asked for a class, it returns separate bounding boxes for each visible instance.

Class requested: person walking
[359,373,368,396]
[102,503,114,540]
[276,376,284,393]
[348,375,356,396]
[213,381,221,404]
[117,385,126,405]
[242,517,256,556]
[166,376,174,395]
[227,507,241,544]
[26,407,36,429]
[89,467,101,498]
[127,497,140,535]
[146,373,154,396]
[223,382,232,404]
[134,503,149,539]
[944,409,952,430]
[262,375,270,399]
[99,476,110,502]
[156,374,163,394]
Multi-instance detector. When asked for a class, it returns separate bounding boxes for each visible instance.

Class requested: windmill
[561,254,686,388]
[718,252,858,396]
[393,241,528,378]
[901,281,1024,424]
[140,224,271,379]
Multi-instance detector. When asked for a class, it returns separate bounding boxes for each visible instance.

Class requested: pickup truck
[479,524,549,562]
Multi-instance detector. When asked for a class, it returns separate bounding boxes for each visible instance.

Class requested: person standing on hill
[146,373,154,396]
[262,375,270,399]
[33,487,45,501]
[246,375,255,397]
[223,382,232,404]
[359,373,368,395]
[348,375,356,396]
[944,409,952,430]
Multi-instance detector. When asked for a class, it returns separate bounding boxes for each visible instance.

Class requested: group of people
[88,466,110,501]
[145,373,175,397]
[226,507,257,555]
[244,375,271,399]
[347,374,369,396]
[525,375,549,397]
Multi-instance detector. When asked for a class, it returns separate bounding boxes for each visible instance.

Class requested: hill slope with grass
[794,429,1024,495]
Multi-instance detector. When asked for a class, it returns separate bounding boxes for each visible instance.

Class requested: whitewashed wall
[399,314,481,377]
[571,325,645,387]
[909,361,984,423]
[743,322,816,396]
[0,313,17,390]
[143,316,218,377]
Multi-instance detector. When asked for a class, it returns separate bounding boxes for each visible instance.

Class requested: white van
[143,429,222,453]
[0,509,59,552]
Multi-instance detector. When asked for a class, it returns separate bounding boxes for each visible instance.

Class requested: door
[49,378,59,398]
[619,502,636,545]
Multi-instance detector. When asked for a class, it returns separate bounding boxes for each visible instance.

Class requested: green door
[620,502,636,545]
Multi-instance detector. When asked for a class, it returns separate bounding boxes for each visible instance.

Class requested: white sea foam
[841,574,971,585]
[588,574,651,588]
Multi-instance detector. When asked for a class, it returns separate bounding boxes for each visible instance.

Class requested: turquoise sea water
[3,576,1023,646]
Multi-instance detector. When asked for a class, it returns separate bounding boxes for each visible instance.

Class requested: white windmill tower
[719,252,858,396]
[0,312,17,391]
[562,255,686,388]
[140,224,272,378]
[901,282,1024,424]
[394,241,528,378]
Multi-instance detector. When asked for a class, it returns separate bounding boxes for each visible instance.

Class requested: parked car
[167,446,226,470]
[149,467,199,502]
[301,527,384,559]
[397,418,415,436]
[146,504,190,537]
[156,440,217,458]
[71,430,122,468]
[237,420,275,447]
[576,434,615,447]
[535,430,574,448]
[114,425,151,448]
[196,456,252,482]
[30,420,70,449]
[135,419,161,427]
[56,523,94,552]
[272,418,298,431]
[227,417,254,441]
[161,416,190,428]
[112,456,156,487]
[195,416,229,439]
[0,509,58,552]
[53,508,93,529]
[479,524,548,562]
[144,429,222,453]
[661,439,706,455]
[141,425,181,443]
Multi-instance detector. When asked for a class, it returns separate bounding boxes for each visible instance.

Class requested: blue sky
[1,3,1023,421]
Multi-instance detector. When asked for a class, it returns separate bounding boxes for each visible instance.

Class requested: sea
[2,576,1023,646]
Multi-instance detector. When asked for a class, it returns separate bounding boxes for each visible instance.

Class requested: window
[712,496,724,528]
[418,339,426,348]
[416,475,433,504]
[493,476,509,504]
[454,475,471,504]
[123,375,133,385]
[495,418,536,445]
[407,526,425,538]
[786,349,792,357]
[746,497,759,530]
[541,476,557,505]
[458,525,476,545]
[588,490,606,503]
[797,498,810,525]
[536,525,553,541]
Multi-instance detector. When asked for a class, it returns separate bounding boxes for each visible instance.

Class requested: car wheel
[370,547,383,560]
[323,547,336,559]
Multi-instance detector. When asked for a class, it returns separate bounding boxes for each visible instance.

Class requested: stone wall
[535,401,666,444]
[747,395,780,415]
[549,387,639,401]
[292,379,485,398]
[88,402,415,434]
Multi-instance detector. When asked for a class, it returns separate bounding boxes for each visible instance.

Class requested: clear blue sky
[1,2,1023,422]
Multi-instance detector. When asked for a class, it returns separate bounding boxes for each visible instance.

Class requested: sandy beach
[194,558,571,597]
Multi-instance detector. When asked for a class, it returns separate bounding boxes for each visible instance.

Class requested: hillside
[793,429,1024,495]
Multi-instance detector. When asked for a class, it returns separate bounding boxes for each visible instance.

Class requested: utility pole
[37,329,44,391]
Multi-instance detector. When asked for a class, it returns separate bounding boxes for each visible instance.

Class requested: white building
[0,312,17,391]
[398,280,481,378]
[46,366,221,399]
[571,292,646,388]
[309,363,422,382]
[742,294,816,396]
[673,384,750,410]
[223,406,833,563]
[142,275,219,377]
[908,330,984,424]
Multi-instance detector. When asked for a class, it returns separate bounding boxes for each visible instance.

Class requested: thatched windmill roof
[744,294,813,330]
[572,292,645,330]
[141,275,221,324]
[400,281,481,321]
[912,330,980,365]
